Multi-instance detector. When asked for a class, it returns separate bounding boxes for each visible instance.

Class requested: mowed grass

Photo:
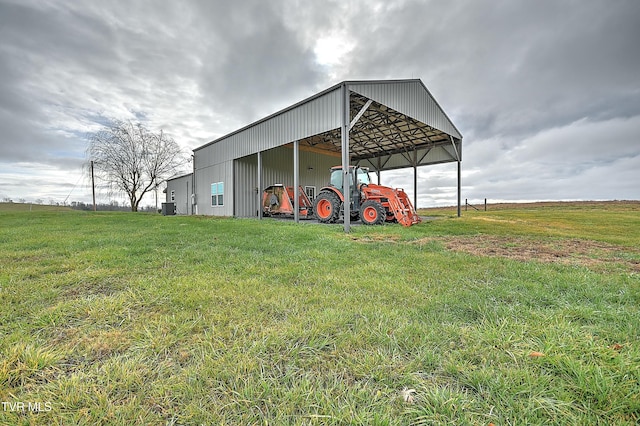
[1,202,639,425]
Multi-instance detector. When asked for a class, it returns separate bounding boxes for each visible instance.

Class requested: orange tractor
[313,166,421,227]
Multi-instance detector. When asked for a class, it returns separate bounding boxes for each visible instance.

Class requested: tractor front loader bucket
[389,188,422,227]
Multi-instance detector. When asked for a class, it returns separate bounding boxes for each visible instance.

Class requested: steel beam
[457,160,461,217]
[349,99,373,130]
[341,83,351,233]
[413,149,418,209]
[417,147,432,165]
[293,140,299,223]
[449,135,460,161]
[257,151,263,219]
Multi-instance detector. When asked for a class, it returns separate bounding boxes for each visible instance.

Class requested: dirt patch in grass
[426,236,640,271]
[61,278,121,299]
[349,234,402,243]
[348,227,639,271]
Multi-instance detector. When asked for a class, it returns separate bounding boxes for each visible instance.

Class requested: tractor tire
[314,191,341,223]
[360,200,386,225]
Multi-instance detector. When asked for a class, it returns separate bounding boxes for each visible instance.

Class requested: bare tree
[88,120,186,212]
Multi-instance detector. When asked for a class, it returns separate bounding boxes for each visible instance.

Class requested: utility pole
[91,160,96,211]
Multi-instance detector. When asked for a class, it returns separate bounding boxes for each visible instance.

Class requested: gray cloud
[191,1,324,123]
[342,0,640,137]
[0,0,638,206]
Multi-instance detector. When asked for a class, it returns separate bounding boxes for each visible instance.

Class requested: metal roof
[165,172,192,182]
[194,79,462,170]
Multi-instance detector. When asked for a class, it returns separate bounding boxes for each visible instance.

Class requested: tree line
[0,199,160,212]
[69,201,159,212]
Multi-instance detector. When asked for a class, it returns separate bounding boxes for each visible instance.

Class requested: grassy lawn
[1,202,639,425]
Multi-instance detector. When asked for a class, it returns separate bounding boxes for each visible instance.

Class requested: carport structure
[191,79,462,232]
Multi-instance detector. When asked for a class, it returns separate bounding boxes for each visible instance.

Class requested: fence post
[485,198,487,211]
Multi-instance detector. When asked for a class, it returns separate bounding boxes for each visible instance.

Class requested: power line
[63,171,84,205]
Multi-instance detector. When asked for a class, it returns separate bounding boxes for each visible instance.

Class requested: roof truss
[299,92,460,171]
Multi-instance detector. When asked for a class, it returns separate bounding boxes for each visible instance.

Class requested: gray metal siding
[195,89,342,166]
[195,160,234,216]
[233,158,258,218]
[350,80,462,140]
[165,174,192,215]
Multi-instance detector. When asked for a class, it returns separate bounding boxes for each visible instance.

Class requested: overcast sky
[1,0,638,208]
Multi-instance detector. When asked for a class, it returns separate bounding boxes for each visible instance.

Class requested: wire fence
[465,198,487,211]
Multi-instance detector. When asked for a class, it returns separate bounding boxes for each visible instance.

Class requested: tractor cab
[328,166,371,192]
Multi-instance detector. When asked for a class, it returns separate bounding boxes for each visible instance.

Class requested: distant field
[0,203,73,213]
[420,199,640,215]
[1,201,639,424]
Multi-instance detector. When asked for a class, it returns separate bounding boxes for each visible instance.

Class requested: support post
[413,149,418,210]
[293,140,299,223]
[191,154,196,215]
[341,83,351,233]
[414,165,418,210]
[257,151,263,219]
[457,161,461,217]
